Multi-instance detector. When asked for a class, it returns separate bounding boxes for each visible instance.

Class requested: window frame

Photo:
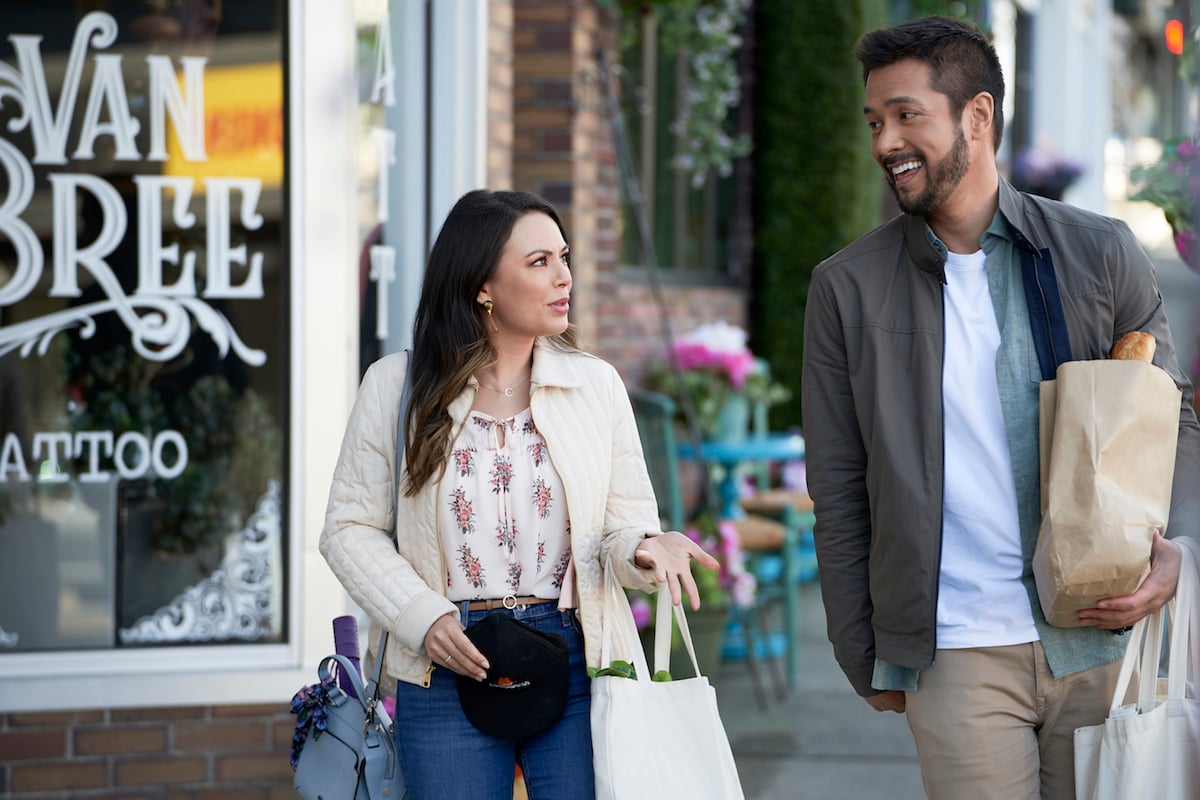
[1,0,332,712]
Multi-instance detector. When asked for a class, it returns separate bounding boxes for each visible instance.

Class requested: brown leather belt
[466,595,557,611]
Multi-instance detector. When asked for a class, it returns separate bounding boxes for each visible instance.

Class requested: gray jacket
[801,178,1200,696]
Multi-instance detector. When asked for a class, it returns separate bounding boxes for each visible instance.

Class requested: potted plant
[1129,134,1200,272]
[1011,144,1085,201]
[647,321,790,442]
[1128,136,1200,411]
[600,0,752,187]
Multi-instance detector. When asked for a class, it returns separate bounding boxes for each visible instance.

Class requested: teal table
[677,432,806,519]
[677,432,808,690]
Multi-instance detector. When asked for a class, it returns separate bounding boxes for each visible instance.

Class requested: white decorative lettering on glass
[0,11,266,366]
[0,430,187,483]
[367,12,396,345]
[369,245,396,339]
[118,481,280,644]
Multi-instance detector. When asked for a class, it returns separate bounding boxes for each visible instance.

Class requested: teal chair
[738,495,817,689]
[733,364,816,691]
[629,389,687,531]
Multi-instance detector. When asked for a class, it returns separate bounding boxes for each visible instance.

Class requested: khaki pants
[904,642,1121,800]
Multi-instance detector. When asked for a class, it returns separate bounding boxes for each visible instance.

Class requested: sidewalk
[713,580,927,800]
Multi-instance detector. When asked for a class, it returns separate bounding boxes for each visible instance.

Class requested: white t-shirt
[937,249,1039,648]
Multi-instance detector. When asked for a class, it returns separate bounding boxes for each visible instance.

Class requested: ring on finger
[445,654,454,665]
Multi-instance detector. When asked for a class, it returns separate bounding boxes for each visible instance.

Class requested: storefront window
[617,14,745,278]
[0,2,288,652]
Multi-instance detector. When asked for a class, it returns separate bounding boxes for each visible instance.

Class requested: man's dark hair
[854,16,1005,151]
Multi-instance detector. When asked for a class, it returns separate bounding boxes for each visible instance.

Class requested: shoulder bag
[292,647,405,800]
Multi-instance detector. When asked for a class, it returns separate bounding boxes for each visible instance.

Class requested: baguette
[1110,331,1156,362]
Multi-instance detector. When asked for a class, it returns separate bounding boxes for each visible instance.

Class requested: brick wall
[0,706,296,798]
[511,0,747,380]
[592,278,747,387]
[512,1,597,346]
[487,0,514,188]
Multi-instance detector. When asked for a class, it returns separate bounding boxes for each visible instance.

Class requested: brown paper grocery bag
[1033,360,1181,627]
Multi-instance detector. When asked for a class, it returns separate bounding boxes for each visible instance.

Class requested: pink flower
[1175,229,1197,264]
[782,459,807,492]
[670,322,757,387]
[630,595,652,630]
[715,518,756,608]
[716,518,741,550]
[728,572,757,609]
[720,350,756,388]
[1177,139,1200,160]
[678,514,759,609]
[672,342,721,371]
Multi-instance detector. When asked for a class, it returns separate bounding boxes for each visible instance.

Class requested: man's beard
[890,126,970,216]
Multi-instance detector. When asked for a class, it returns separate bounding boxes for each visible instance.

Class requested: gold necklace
[476,378,530,398]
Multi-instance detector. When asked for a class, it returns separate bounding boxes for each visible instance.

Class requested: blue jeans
[393,603,595,800]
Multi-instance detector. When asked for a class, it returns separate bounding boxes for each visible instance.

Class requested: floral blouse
[441,408,572,603]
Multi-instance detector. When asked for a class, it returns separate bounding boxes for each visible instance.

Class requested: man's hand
[1077,532,1181,630]
[865,690,906,713]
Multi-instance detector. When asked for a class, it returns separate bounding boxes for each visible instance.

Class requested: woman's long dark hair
[404,189,577,495]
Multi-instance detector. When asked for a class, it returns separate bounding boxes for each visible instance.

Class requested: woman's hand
[423,613,489,681]
[633,530,721,611]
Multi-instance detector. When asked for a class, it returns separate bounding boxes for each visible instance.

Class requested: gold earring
[483,299,499,332]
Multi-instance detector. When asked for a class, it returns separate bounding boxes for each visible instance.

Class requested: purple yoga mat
[332,615,362,699]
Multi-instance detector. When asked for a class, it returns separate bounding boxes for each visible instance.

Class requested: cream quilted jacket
[319,341,664,690]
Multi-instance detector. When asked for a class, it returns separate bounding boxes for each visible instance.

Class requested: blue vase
[715,394,750,443]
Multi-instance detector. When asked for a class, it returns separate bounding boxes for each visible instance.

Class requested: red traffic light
[1166,19,1185,56]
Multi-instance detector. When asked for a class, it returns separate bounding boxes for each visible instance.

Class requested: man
[800,15,1200,800]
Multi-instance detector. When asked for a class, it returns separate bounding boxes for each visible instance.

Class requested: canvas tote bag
[1074,538,1200,800]
[1033,359,1181,626]
[590,561,745,800]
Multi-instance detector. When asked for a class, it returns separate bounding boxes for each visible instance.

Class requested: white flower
[677,321,749,355]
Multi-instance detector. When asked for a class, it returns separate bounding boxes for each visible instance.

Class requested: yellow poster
[164,62,284,189]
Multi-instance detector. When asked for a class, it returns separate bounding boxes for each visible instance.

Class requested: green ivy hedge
[752,0,888,429]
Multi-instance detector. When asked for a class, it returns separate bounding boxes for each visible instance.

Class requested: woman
[320,189,718,799]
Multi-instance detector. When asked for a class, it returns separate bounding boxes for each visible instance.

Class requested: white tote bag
[1074,539,1200,800]
[591,562,745,800]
